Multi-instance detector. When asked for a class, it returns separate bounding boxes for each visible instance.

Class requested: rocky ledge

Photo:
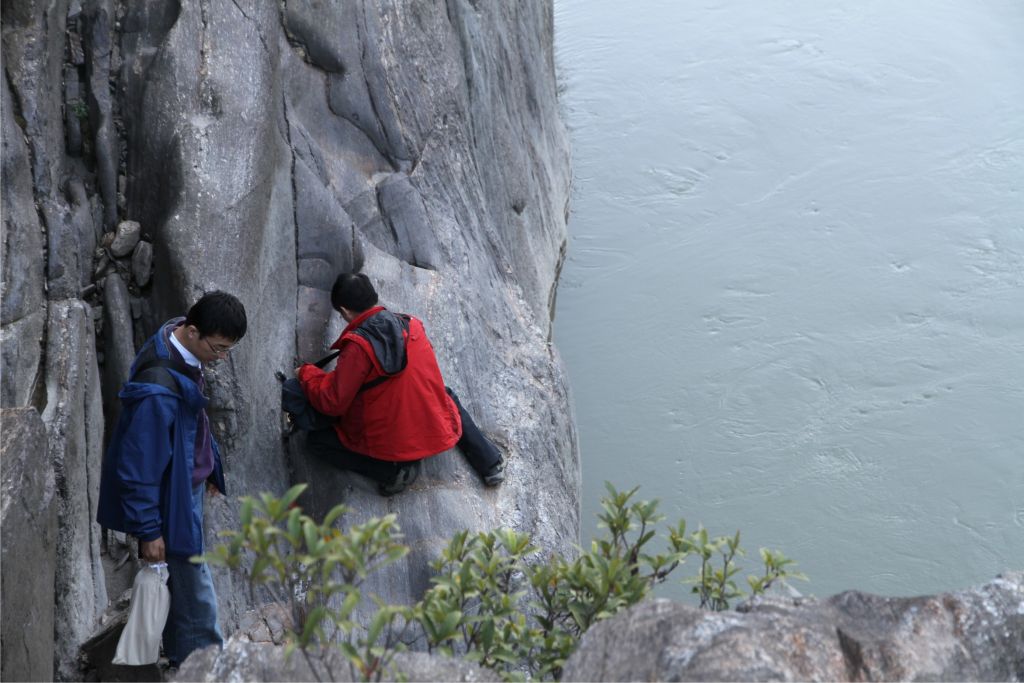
[177,641,499,683]
[563,572,1024,682]
[136,572,1024,681]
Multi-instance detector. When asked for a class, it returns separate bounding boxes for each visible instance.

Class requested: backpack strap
[359,375,392,393]
[131,357,192,395]
[300,336,403,395]
[313,351,340,369]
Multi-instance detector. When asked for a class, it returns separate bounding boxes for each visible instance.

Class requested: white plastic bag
[113,561,170,665]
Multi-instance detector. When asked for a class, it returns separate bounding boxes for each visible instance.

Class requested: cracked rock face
[562,573,1024,682]
[44,300,109,681]
[3,0,575,677]
[1,408,58,683]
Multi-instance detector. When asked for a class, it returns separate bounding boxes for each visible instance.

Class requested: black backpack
[131,356,192,395]
[277,351,336,433]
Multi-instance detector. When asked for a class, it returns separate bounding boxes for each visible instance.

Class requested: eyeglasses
[200,337,237,357]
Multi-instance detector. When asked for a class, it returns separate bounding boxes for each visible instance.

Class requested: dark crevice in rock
[41,202,66,285]
[116,0,182,35]
[84,352,104,619]
[836,627,869,682]
[355,4,382,141]
[324,81,400,174]
[282,85,303,359]
[293,123,329,186]
[278,0,336,72]
[81,3,118,231]
[198,0,219,117]
[32,4,54,197]
[228,0,272,60]
[355,1,408,172]
[30,330,49,413]
[220,170,274,217]
[3,68,28,134]
[375,184,401,249]
[278,1,345,75]
[350,222,362,272]
[373,175,438,272]
[546,237,567,339]
[117,0,182,269]
[443,0,474,111]
[4,70,53,291]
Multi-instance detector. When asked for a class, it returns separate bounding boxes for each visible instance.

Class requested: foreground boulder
[563,572,1024,681]
[177,639,499,683]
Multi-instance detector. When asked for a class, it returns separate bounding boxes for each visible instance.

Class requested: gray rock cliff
[2,0,577,679]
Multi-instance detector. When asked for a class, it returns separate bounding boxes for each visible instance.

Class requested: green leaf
[303,519,321,554]
[480,618,495,651]
[286,507,302,545]
[338,590,360,619]
[567,602,587,629]
[440,610,461,640]
[367,611,387,646]
[280,483,308,511]
[322,503,350,528]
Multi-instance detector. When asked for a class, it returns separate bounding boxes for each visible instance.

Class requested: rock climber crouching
[294,272,505,496]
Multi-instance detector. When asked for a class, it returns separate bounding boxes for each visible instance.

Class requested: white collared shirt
[169,327,202,368]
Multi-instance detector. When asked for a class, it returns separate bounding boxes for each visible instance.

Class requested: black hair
[330,272,378,313]
[186,291,247,340]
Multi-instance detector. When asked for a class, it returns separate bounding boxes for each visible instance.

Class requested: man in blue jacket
[97,291,247,668]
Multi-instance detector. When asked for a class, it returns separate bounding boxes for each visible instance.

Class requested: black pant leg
[305,428,404,485]
[446,387,502,474]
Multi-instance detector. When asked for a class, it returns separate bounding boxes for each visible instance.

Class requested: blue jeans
[163,485,223,666]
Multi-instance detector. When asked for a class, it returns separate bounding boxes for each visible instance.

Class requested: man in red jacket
[296,273,505,496]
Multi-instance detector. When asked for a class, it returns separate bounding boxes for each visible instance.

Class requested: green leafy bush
[199,482,806,681]
[199,484,412,681]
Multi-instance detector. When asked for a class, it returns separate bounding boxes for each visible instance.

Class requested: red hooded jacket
[298,306,462,461]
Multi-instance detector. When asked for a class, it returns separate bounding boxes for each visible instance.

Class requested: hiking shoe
[482,460,505,487]
[378,462,420,497]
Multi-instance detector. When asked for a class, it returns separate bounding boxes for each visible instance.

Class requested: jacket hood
[340,307,409,375]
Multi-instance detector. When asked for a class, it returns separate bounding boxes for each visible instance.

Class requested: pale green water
[554,0,1024,599]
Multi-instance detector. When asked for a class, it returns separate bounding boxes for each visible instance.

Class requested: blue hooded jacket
[96,319,226,558]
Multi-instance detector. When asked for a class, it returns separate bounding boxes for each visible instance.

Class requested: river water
[553,0,1024,599]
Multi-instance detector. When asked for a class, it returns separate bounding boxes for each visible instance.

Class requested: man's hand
[140,537,166,563]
